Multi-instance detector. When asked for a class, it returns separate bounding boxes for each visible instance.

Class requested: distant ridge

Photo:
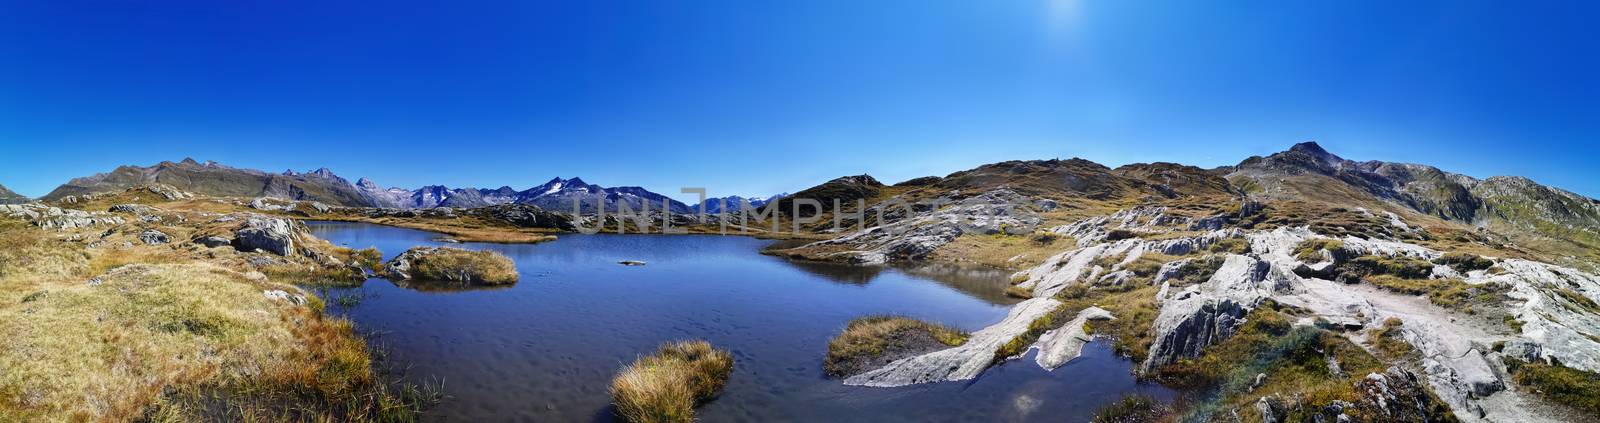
[0,183,28,204]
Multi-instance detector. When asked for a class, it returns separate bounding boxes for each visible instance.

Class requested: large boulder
[138,229,170,245]
[232,216,296,256]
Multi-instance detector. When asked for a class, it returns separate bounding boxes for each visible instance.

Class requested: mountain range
[38,159,709,214]
[23,142,1600,261]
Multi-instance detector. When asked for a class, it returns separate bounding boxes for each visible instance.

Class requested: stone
[232,216,296,256]
[845,297,1063,387]
[196,236,232,248]
[138,229,170,245]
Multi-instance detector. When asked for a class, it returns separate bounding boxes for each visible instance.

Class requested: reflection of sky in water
[308,221,1171,422]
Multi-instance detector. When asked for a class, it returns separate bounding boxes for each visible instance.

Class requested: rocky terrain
[790,143,1600,422]
[11,141,1600,421]
[0,185,434,420]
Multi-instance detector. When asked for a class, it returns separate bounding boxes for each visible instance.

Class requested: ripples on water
[307,221,1172,422]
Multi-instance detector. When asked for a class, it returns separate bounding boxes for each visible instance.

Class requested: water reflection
[306,221,1168,422]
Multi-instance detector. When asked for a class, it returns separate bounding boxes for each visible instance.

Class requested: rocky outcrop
[195,236,232,248]
[0,203,125,230]
[843,298,1062,387]
[785,189,1046,264]
[138,229,170,245]
[1033,306,1114,370]
[232,216,298,256]
[1352,367,1456,421]
[1142,255,1280,371]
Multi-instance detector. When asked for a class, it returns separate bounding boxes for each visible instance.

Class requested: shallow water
[308,221,1172,422]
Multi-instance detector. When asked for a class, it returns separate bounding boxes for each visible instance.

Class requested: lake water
[307,221,1173,422]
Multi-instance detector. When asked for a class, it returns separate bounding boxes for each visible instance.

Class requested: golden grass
[0,214,428,421]
[824,316,968,377]
[610,340,734,423]
[393,247,519,285]
[928,231,1075,270]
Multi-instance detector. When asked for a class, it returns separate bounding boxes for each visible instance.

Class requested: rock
[1033,307,1115,370]
[1,203,126,230]
[845,297,1063,387]
[263,289,307,306]
[232,216,297,256]
[1499,340,1543,363]
[1352,367,1453,421]
[1326,353,1346,378]
[249,197,284,211]
[246,255,283,267]
[1142,255,1277,372]
[1255,394,1287,423]
[787,189,1044,264]
[1250,372,1268,392]
[308,201,332,213]
[137,229,170,245]
[196,236,232,248]
[108,204,157,214]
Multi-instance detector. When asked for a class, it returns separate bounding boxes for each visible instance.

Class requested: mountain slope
[43,159,377,207]
[0,184,28,204]
[1226,141,1600,264]
[514,177,693,214]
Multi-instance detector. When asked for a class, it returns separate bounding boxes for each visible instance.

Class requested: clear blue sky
[2,1,1596,200]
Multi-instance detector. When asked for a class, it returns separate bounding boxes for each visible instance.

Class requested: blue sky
[2,0,1596,200]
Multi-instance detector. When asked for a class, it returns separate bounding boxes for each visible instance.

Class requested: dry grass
[824,316,968,377]
[930,231,1075,270]
[610,340,734,423]
[0,214,427,421]
[392,247,519,285]
[1504,357,1600,417]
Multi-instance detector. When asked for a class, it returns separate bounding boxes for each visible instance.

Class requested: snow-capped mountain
[697,193,788,214]
[351,176,692,213]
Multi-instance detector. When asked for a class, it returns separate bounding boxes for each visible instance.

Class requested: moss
[1206,238,1250,254]
[1364,276,1510,313]
[610,340,734,423]
[1433,252,1494,273]
[1105,229,1139,241]
[994,304,1069,362]
[1553,288,1600,314]
[1168,255,1227,287]
[1505,358,1600,417]
[1292,238,1346,262]
[1374,318,1415,359]
[824,316,967,377]
[1004,285,1034,299]
[1344,255,1435,280]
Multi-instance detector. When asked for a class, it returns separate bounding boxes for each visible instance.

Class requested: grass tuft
[824,316,967,377]
[610,340,734,423]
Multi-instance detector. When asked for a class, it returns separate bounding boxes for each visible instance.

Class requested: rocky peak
[308,167,338,179]
[179,157,200,166]
[282,169,299,176]
[1288,141,1333,158]
[355,177,382,191]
